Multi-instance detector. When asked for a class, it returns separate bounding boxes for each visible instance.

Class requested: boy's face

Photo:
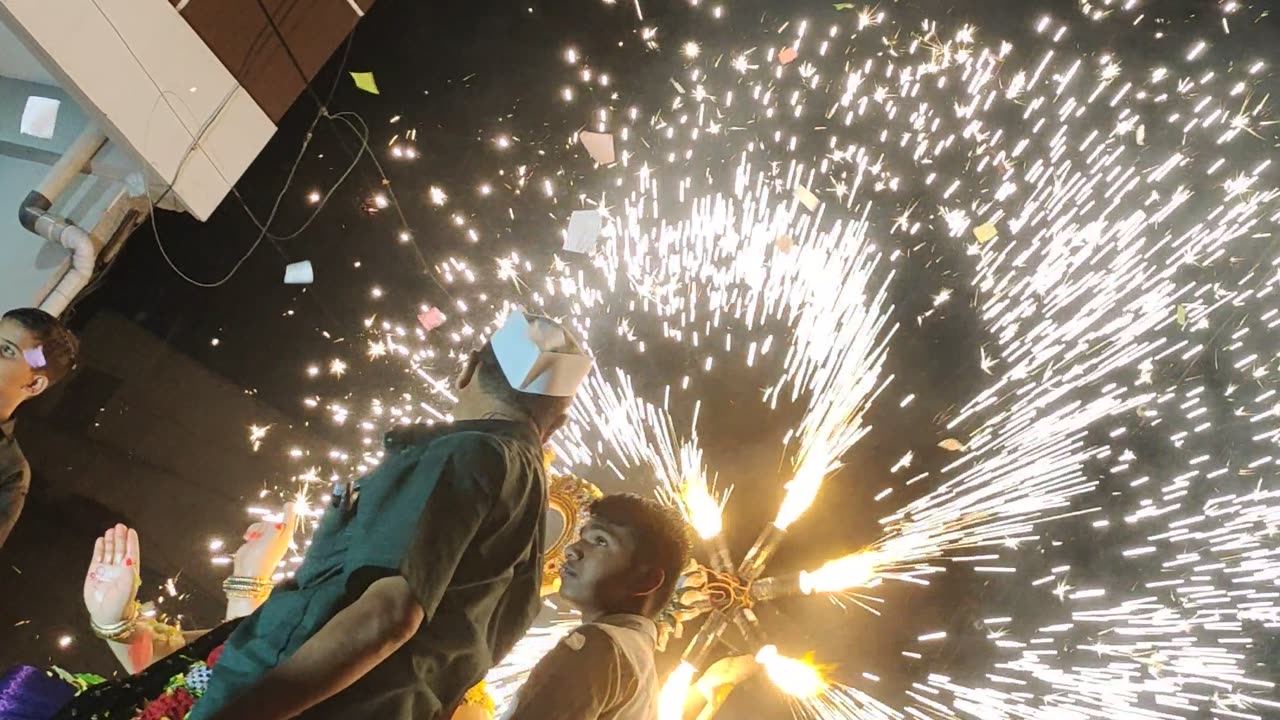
[558,517,640,615]
[0,319,45,406]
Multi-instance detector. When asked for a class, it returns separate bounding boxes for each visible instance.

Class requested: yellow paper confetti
[973,223,998,244]
[794,185,820,211]
[350,71,380,95]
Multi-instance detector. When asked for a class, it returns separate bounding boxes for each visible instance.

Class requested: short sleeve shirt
[0,418,31,549]
[498,614,659,720]
[191,419,548,720]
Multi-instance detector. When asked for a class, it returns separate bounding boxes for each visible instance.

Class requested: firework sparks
[658,661,698,720]
[798,551,883,596]
[756,645,828,699]
[207,1,1280,718]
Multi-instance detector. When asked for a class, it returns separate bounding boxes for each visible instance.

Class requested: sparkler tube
[736,523,787,582]
[682,610,731,668]
[731,606,764,647]
[748,574,804,602]
[706,535,734,574]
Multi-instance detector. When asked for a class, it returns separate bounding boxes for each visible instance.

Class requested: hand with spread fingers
[689,654,760,720]
[83,523,140,627]
[232,502,298,580]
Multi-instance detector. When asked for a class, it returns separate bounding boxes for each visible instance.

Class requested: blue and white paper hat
[490,310,593,397]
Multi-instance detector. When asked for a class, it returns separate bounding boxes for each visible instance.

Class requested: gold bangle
[222,575,274,599]
[91,602,140,642]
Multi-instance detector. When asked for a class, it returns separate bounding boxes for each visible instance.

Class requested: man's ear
[456,351,481,391]
[633,566,665,598]
[23,374,49,398]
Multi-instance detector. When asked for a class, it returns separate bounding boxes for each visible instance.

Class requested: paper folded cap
[490,311,594,397]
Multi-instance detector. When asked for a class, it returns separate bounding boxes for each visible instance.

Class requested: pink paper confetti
[22,346,46,369]
[579,131,616,165]
[418,307,446,332]
[778,46,798,65]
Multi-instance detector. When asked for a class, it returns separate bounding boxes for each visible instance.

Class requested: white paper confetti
[284,260,314,285]
[565,210,603,254]
[20,96,60,140]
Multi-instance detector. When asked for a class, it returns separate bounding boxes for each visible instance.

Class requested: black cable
[242,4,452,295]
[163,0,449,295]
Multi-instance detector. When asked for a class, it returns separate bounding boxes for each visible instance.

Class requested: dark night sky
[3,1,1278,717]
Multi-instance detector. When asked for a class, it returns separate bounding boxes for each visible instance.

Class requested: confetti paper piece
[938,438,966,452]
[20,96,60,139]
[793,185,820,212]
[565,210,603,254]
[23,346,46,369]
[283,260,314,285]
[579,131,616,165]
[774,235,795,253]
[973,223,998,244]
[1175,303,1187,327]
[1136,124,1146,146]
[778,47,799,65]
[418,307,446,332]
[833,3,855,8]
[349,71,380,95]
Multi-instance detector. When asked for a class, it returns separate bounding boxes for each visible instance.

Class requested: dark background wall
[1,312,320,669]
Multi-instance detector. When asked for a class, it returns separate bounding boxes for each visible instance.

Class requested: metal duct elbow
[18,190,52,233]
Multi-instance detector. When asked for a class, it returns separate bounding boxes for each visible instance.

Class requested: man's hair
[474,339,576,438]
[3,308,78,386]
[589,493,694,614]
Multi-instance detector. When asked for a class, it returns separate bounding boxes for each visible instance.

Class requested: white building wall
[0,0,275,221]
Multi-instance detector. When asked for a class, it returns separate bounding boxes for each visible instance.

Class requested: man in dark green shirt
[0,308,79,549]
[191,311,593,720]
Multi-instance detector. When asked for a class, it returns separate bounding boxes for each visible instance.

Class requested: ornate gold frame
[541,472,603,594]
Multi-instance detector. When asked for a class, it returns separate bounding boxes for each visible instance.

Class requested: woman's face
[0,319,44,405]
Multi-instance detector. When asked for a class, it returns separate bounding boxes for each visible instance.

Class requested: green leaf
[1175,304,1187,327]
[76,672,107,686]
[349,71,380,95]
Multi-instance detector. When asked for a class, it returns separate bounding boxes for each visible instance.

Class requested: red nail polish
[125,558,133,566]
[275,523,284,530]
